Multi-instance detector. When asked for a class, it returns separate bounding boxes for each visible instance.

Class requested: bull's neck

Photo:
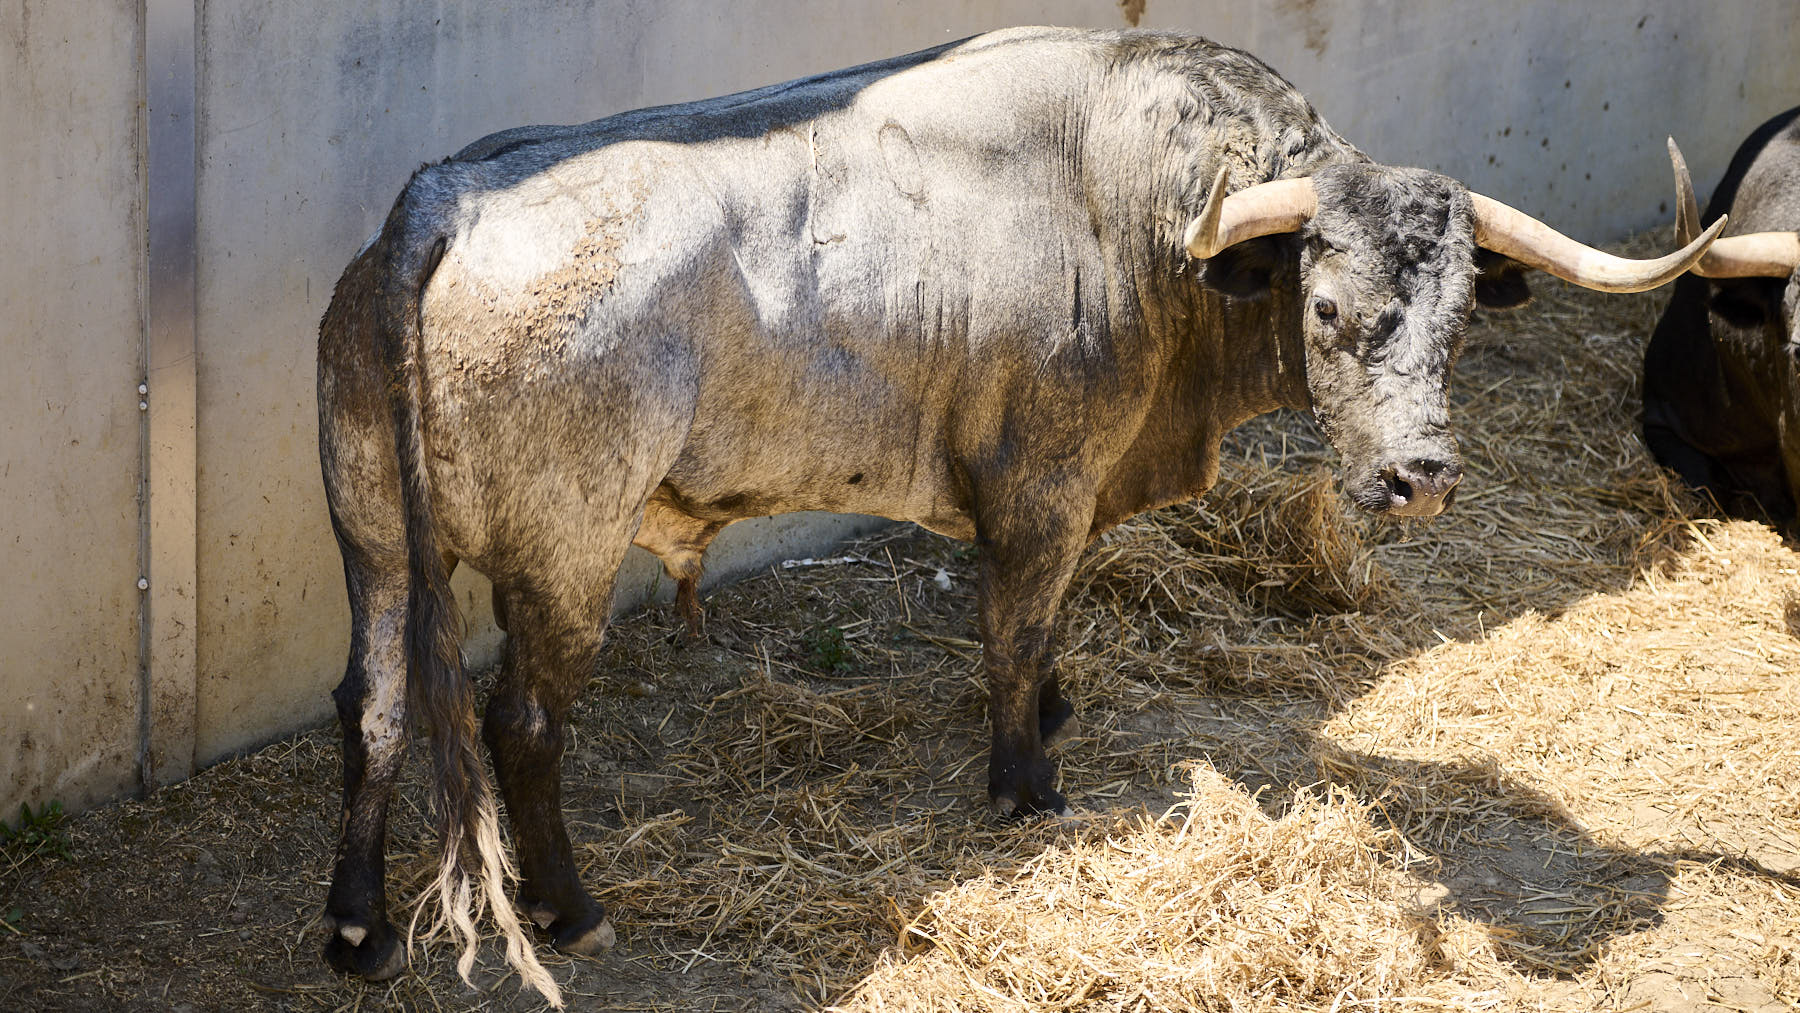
[1180,273,1311,428]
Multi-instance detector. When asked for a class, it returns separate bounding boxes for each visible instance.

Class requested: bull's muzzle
[1378,458,1462,517]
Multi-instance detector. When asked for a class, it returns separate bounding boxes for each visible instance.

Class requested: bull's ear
[1197,236,1285,300]
[1473,249,1532,309]
[1709,278,1778,330]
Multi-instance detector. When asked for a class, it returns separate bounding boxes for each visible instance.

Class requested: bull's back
[411,30,1129,542]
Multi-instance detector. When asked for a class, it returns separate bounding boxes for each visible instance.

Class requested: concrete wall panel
[0,0,145,814]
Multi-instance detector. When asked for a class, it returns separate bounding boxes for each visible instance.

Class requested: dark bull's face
[1653,135,1800,520]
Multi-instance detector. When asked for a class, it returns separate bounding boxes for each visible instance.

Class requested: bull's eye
[1312,296,1339,321]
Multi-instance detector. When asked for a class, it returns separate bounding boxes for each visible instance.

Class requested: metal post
[142,0,198,790]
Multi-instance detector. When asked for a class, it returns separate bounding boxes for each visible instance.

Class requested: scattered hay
[833,764,1492,1013]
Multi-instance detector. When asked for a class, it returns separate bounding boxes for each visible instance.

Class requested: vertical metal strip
[143,0,198,790]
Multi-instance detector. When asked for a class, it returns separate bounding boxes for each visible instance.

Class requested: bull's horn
[1184,166,1317,259]
[1670,137,1705,247]
[1471,186,1726,294]
[1669,136,1800,279]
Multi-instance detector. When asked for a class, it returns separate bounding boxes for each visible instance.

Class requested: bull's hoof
[521,892,615,956]
[323,917,406,981]
[989,784,1068,820]
[551,913,616,956]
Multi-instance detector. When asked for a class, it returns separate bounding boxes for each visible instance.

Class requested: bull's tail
[374,169,562,1006]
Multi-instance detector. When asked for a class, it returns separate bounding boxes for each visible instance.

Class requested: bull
[316,28,1721,1001]
[1645,109,1800,522]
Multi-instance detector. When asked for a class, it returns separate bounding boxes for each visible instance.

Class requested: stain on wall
[1275,0,1331,57]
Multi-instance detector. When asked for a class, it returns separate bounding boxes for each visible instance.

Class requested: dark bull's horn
[1185,158,1729,294]
[1670,137,1800,279]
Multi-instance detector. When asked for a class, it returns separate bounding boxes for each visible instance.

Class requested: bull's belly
[652,467,974,540]
[633,449,976,583]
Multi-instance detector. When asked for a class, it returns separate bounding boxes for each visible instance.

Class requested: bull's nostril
[1400,459,1461,497]
[1377,458,1461,517]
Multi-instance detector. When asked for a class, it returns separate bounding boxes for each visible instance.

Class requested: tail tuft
[377,170,563,1008]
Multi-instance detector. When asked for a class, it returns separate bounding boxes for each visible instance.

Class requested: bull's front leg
[974,491,1093,818]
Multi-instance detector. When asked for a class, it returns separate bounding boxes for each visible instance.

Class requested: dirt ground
[3,243,1799,1011]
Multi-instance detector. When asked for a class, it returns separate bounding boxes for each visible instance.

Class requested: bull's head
[1667,137,1800,515]
[1186,158,1725,519]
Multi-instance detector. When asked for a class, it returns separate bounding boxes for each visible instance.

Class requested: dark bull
[1646,113,1800,522]
[315,28,1722,1002]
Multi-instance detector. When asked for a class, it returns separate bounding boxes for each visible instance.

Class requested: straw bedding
[5,230,1797,1011]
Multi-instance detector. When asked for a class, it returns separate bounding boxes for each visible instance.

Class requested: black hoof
[521,893,614,956]
[553,916,616,956]
[323,919,406,981]
[989,783,1068,820]
[550,908,615,956]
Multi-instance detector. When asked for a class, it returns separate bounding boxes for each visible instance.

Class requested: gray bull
[316,27,1719,1001]
[1646,114,1800,521]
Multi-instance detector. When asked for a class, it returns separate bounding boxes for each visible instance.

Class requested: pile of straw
[837,764,1485,1012]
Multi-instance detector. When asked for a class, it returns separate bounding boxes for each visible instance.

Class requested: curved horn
[1669,136,1800,279]
[1471,185,1727,294]
[1184,166,1317,259]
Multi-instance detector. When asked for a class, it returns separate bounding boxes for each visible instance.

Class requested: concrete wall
[0,1,145,815]
[5,0,1798,816]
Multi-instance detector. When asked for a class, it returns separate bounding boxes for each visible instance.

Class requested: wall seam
[142,0,200,791]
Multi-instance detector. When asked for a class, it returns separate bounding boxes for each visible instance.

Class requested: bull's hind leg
[482,549,632,956]
[322,559,411,980]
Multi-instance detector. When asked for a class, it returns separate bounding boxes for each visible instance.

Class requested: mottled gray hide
[315,27,1515,989]
[1644,106,1800,522]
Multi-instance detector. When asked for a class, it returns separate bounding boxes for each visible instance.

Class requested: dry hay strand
[832,763,1500,1013]
[1075,466,1390,622]
[1060,465,1392,713]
